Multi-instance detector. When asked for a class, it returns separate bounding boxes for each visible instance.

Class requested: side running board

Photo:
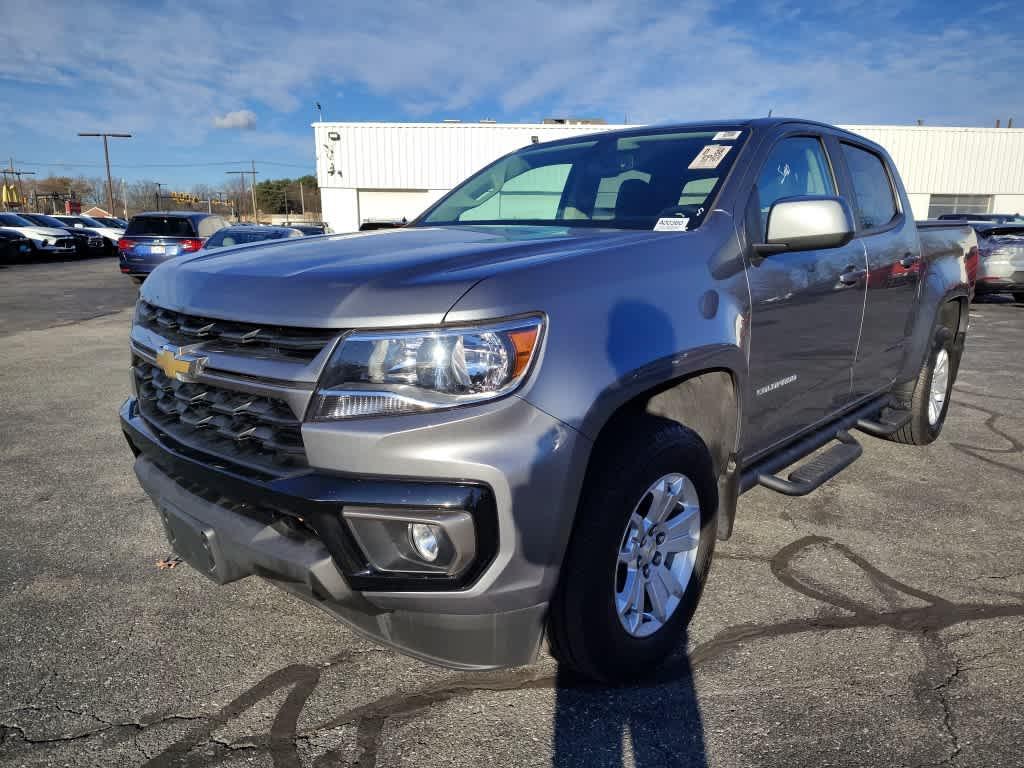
[740,395,896,498]
[854,408,912,437]
[756,431,862,496]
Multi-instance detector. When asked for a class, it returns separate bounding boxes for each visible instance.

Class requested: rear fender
[897,244,970,384]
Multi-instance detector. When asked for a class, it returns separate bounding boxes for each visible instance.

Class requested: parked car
[285,222,332,235]
[0,212,77,257]
[120,118,973,682]
[117,212,229,281]
[970,223,1024,301]
[359,219,406,231]
[53,214,124,255]
[0,227,35,263]
[938,213,1024,224]
[19,213,106,258]
[201,225,304,250]
[90,216,128,229]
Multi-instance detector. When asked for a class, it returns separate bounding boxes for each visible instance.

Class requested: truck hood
[141,225,659,328]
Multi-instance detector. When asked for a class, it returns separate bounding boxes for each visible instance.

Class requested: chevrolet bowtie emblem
[155,346,207,381]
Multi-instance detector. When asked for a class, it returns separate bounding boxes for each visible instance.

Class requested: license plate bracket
[158,503,248,584]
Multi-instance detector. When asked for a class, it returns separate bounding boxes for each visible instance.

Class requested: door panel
[837,142,921,399]
[745,240,867,456]
[742,135,867,458]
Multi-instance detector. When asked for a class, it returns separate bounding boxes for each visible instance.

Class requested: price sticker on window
[689,144,732,170]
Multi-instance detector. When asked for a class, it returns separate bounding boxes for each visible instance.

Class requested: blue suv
[119,212,229,281]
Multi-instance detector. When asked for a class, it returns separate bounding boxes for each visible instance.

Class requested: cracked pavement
[1,259,1022,767]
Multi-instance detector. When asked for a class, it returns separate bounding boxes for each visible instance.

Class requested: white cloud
[0,0,1020,152]
[212,110,257,130]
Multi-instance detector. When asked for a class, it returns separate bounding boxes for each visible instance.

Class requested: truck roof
[533,117,879,150]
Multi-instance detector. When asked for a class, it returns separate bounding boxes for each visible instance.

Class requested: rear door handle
[900,253,920,268]
[839,268,864,285]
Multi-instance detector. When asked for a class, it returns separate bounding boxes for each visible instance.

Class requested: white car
[56,215,124,252]
[0,212,77,255]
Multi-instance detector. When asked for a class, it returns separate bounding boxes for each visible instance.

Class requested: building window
[927,194,992,219]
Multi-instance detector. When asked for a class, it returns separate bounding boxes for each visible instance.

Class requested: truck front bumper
[120,396,587,670]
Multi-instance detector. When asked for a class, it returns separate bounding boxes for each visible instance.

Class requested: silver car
[973,223,1024,301]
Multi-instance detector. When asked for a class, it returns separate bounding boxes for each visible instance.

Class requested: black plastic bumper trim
[120,398,499,592]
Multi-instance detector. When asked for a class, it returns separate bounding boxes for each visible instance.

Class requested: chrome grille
[133,357,307,474]
[54,237,76,250]
[136,301,335,361]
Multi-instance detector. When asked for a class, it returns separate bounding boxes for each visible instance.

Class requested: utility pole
[299,181,306,217]
[77,132,131,215]
[120,178,128,219]
[154,182,165,210]
[225,170,250,221]
[4,159,35,210]
[226,163,259,222]
[250,161,258,223]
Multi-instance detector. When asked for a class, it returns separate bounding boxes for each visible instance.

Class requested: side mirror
[754,196,855,255]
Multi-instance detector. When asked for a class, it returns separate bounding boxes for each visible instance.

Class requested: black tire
[887,324,956,445]
[547,415,717,683]
[132,276,145,285]
[1012,292,1024,304]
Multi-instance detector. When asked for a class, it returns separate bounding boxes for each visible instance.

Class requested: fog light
[343,507,476,576]
[409,523,441,562]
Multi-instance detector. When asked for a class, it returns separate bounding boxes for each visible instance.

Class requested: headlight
[309,316,543,420]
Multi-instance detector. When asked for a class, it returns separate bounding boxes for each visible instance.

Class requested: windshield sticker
[713,130,742,141]
[689,144,731,170]
[654,217,690,232]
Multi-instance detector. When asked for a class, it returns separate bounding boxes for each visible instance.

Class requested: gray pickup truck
[120,118,975,682]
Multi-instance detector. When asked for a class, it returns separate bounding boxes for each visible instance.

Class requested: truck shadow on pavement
[130,535,1024,768]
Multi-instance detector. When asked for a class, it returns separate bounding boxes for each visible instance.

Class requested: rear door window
[126,216,196,237]
[840,143,898,231]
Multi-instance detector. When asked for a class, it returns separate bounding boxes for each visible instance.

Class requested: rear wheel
[548,416,717,682]
[888,323,956,445]
[1012,292,1024,304]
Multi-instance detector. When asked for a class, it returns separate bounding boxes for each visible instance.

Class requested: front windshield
[420,127,747,231]
[0,213,31,226]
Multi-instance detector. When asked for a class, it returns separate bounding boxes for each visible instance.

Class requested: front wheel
[547,416,717,682]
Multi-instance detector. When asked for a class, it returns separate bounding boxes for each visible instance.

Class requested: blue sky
[1,0,1021,188]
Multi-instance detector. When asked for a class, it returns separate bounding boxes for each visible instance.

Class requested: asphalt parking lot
[1,259,1022,768]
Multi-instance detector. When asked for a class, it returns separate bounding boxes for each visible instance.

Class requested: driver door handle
[839,267,865,285]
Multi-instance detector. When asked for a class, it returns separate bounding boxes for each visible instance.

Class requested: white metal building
[313,121,1024,233]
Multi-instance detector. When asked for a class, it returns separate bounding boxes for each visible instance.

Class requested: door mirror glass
[761,196,855,253]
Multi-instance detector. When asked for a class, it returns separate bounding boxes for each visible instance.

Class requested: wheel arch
[580,365,744,541]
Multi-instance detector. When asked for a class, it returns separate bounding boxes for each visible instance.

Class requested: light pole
[77,132,131,215]
[154,182,165,210]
